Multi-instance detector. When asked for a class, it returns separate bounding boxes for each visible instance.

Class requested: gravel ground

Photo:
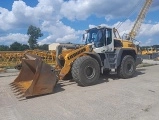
[0,65,159,120]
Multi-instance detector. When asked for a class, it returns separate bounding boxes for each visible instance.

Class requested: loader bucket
[10,54,57,98]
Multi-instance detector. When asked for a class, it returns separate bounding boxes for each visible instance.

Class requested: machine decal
[67,48,86,60]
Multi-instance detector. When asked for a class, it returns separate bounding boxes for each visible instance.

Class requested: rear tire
[71,56,100,86]
[117,55,136,79]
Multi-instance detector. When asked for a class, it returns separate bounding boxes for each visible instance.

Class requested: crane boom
[129,0,152,40]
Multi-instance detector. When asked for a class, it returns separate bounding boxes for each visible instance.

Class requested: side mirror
[82,34,85,40]
[82,33,87,42]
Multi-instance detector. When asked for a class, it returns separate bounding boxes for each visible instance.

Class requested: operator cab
[83,26,114,53]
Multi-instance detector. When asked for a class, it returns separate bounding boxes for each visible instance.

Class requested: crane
[128,0,153,40]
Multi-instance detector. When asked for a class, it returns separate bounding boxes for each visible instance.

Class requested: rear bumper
[136,56,143,66]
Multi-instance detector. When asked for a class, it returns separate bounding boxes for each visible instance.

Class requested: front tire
[117,55,136,79]
[71,56,100,86]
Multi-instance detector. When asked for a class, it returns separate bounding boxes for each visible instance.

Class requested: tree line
[0,25,48,51]
[0,42,49,51]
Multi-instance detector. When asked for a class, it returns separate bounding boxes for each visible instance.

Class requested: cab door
[93,28,114,53]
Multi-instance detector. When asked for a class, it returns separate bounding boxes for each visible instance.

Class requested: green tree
[21,44,29,51]
[0,45,9,51]
[10,42,23,51]
[27,25,43,49]
[38,44,48,50]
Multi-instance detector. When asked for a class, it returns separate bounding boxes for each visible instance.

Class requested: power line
[116,0,144,29]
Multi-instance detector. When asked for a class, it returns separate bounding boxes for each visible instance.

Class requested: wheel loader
[10,0,152,98]
[10,26,142,98]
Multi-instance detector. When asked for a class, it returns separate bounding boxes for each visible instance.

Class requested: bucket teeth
[10,85,16,89]
[10,83,26,96]
[14,90,25,97]
[13,89,21,93]
[10,83,17,87]
[11,84,19,89]
[10,84,21,89]
[10,81,31,98]
[16,91,24,96]
[17,94,26,99]
[11,86,20,91]
[9,82,15,86]
[15,85,23,89]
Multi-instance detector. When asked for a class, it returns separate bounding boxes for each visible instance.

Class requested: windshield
[85,28,104,47]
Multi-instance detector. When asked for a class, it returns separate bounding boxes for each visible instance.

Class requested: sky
[0,0,159,46]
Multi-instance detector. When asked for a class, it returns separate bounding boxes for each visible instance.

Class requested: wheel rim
[84,66,95,79]
[127,62,133,73]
